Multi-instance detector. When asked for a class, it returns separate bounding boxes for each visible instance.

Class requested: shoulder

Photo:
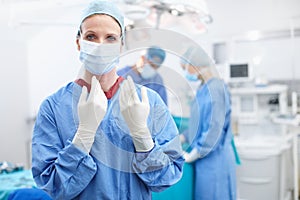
[51,82,75,102]
[203,78,226,93]
[146,74,164,88]
[39,82,75,111]
[135,83,165,105]
[199,78,230,103]
[117,66,132,76]
[154,73,164,83]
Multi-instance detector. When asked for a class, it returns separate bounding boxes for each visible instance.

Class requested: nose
[99,38,106,44]
[98,38,105,44]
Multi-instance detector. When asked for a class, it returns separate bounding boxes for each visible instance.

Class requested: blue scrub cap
[80,0,125,39]
[145,46,166,67]
[182,46,214,68]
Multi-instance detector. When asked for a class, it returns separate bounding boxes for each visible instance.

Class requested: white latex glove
[73,76,107,153]
[183,148,200,163]
[180,134,186,144]
[119,76,154,152]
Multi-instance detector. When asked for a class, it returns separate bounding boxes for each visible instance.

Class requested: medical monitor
[228,63,252,83]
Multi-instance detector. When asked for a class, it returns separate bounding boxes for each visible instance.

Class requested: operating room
[0,0,300,199]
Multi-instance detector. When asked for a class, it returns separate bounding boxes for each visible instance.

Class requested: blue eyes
[85,34,119,43]
[107,36,117,42]
[86,35,96,40]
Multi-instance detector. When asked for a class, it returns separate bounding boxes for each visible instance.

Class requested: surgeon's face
[139,56,159,70]
[145,59,160,70]
[186,64,198,75]
[77,14,122,47]
[186,64,204,80]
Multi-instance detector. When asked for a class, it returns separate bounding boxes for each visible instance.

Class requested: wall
[202,0,300,81]
[0,2,81,168]
[206,0,300,38]
[232,37,300,81]
[0,31,30,168]
[27,25,80,117]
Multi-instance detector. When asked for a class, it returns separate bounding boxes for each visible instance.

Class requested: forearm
[132,137,184,192]
[197,123,224,158]
[32,141,97,199]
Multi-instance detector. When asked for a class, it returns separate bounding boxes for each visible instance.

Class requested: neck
[200,70,214,82]
[83,68,119,92]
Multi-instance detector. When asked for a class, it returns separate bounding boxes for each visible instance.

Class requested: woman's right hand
[73,76,107,153]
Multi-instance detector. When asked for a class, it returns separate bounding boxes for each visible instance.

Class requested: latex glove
[73,76,107,153]
[183,148,200,163]
[119,76,154,152]
[179,134,186,144]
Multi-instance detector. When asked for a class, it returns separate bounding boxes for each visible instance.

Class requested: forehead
[81,14,121,34]
[149,56,162,64]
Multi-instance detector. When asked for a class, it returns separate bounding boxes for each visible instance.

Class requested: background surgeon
[180,46,237,200]
[118,46,168,105]
[31,1,184,199]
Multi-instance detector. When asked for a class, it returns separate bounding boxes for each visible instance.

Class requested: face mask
[184,70,198,82]
[79,39,121,75]
[140,63,157,79]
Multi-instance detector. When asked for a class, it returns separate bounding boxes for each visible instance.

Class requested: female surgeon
[180,46,237,200]
[31,1,184,199]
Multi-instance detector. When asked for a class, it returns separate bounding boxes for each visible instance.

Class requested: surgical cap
[79,0,125,38]
[145,46,166,67]
[182,46,214,68]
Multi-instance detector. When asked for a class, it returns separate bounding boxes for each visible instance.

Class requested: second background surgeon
[180,46,237,200]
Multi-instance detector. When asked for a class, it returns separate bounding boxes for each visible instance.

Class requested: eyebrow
[83,30,96,35]
[82,30,121,37]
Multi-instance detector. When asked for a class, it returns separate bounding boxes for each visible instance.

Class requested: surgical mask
[79,39,121,75]
[184,70,198,82]
[140,64,157,79]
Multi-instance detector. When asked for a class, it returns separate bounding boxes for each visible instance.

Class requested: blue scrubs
[184,78,236,200]
[118,66,168,106]
[31,81,184,200]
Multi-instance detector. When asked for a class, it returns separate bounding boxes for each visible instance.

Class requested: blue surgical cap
[145,46,166,67]
[80,0,125,38]
[182,46,214,68]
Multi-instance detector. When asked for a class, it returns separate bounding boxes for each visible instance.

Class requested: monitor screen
[230,64,249,78]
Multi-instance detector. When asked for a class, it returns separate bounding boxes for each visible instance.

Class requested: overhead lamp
[122,0,212,32]
[169,9,182,16]
[169,4,185,16]
[123,0,144,4]
[123,5,150,21]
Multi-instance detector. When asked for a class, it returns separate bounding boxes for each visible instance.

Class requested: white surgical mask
[140,64,157,79]
[79,39,121,75]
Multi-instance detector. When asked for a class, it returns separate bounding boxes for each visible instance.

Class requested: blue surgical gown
[31,81,184,200]
[184,78,236,200]
[118,66,168,106]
